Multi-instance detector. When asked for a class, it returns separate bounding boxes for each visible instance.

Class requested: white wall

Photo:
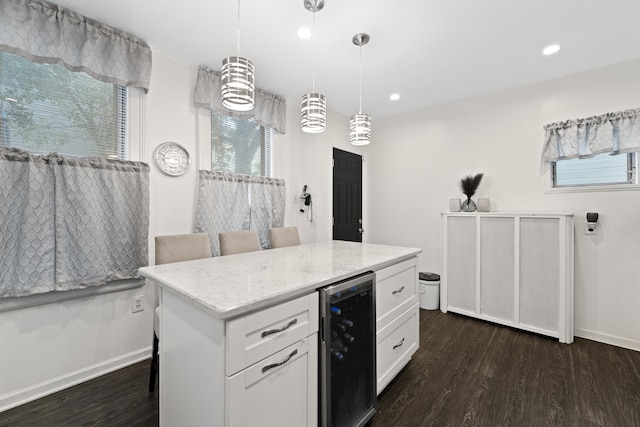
[366,59,640,351]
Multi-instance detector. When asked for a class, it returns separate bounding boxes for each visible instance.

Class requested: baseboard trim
[0,346,151,413]
[574,327,640,352]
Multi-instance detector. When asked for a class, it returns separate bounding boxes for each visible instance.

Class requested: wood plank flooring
[2,309,639,426]
[371,310,640,427]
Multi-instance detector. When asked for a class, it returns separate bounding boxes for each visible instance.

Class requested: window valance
[541,108,640,163]
[0,0,152,92]
[194,66,287,134]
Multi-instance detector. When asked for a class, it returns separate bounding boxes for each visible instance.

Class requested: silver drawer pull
[261,318,298,338]
[262,349,298,373]
[393,338,405,350]
[392,286,405,295]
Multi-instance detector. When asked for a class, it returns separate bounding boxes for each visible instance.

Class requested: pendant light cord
[236,0,241,56]
[358,42,363,114]
[312,11,316,91]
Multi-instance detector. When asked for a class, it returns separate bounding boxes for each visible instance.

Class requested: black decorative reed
[459,173,483,212]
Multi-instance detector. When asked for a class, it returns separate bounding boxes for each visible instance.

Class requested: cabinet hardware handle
[261,318,298,338]
[393,338,405,350]
[392,286,405,295]
[262,349,298,373]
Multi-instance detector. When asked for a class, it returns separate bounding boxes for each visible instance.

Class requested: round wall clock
[153,142,191,177]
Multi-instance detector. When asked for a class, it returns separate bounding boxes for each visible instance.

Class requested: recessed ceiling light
[389,93,400,101]
[298,27,311,39]
[543,44,560,55]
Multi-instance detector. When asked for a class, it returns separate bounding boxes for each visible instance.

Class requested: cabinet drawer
[376,303,419,394]
[226,336,318,427]
[376,258,418,331]
[226,292,319,375]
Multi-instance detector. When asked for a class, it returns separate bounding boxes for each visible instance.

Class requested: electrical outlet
[132,295,144,313]
[584,223,597,235]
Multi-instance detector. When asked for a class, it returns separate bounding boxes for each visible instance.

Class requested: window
[0,52,127,159]
[552,152,637,188]
[210,111,272,177]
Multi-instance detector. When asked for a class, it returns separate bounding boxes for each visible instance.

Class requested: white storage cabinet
[441,213,574,343]
[375,258,420,394]
[160,291,319,427]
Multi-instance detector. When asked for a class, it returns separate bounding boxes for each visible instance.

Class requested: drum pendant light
[301,0,326,133]
[222,0,255,111]
[350,33,371,145]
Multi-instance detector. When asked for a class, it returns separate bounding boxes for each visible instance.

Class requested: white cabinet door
[445,216,476,312]
[376,303,419,394]
[226,336,318,427]
[376,258,418,331]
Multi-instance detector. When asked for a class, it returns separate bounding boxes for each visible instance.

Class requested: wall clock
[153,142,191,177]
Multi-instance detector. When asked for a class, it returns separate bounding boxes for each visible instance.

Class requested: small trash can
[418,272,440,310]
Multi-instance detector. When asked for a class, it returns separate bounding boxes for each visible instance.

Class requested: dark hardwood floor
[2,310,639,426]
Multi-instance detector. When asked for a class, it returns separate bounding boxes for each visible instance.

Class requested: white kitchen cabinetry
[160,291,318,427]
[375,258,419,394]
[441,213,574,343]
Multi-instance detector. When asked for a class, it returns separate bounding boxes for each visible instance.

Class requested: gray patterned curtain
[541,108,640,162]
[0,148,149,297]
[194,66,286,134]
[53,155,150,290]
[194,171,250,257]
[0,0,152,92]
[0,149,55,296]
[194,171,285,256]
[249,176,286,248]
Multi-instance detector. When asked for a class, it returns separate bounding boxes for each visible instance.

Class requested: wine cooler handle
[393,337,405,350]
[261,318,298,338]
[262,349,298,373]
[392,286,405,295]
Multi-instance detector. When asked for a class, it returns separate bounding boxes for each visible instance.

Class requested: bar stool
[149,232,212,392]
[219,230,262,256]
[269,227,301,248]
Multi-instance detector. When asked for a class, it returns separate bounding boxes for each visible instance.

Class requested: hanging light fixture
[222,0,255,111]
[301,0,326,133]
[350,33,371,145]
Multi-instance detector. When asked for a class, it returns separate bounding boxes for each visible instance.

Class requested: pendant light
[350,33,371,145]
[301,0,326,133]
[222,0,255,111]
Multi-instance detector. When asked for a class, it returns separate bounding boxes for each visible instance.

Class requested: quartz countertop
[138,240,421,320]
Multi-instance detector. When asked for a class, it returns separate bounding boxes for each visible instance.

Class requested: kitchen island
[139,240,421,427]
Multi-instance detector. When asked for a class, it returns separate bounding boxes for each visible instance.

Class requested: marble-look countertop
[138,240,421,320]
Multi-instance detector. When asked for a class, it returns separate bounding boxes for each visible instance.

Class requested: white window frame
[547,152,640,193]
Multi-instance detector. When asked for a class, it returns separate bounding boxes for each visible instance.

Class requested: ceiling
[49,0,640,121]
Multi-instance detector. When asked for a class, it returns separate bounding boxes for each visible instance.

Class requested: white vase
[477,198,490,212]
[449,199,461,212]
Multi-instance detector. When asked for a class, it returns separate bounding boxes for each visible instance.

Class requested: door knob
[359,228,364,234]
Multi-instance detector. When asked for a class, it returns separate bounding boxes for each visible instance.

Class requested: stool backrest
[269,227,301,249]
[219,230,262,256]
[155,233,212,265]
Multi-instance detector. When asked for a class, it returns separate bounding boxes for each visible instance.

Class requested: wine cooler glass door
[320,271,376,427]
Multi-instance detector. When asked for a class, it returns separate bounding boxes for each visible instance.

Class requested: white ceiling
[49,0,640,120]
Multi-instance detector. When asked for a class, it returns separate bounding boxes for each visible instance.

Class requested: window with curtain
[211,111,272,177]
[542,108,640,189]
[0,0,152,300]
[0,52,127,159]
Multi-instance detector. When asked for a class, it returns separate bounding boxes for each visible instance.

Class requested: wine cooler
[319,272,376,427]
